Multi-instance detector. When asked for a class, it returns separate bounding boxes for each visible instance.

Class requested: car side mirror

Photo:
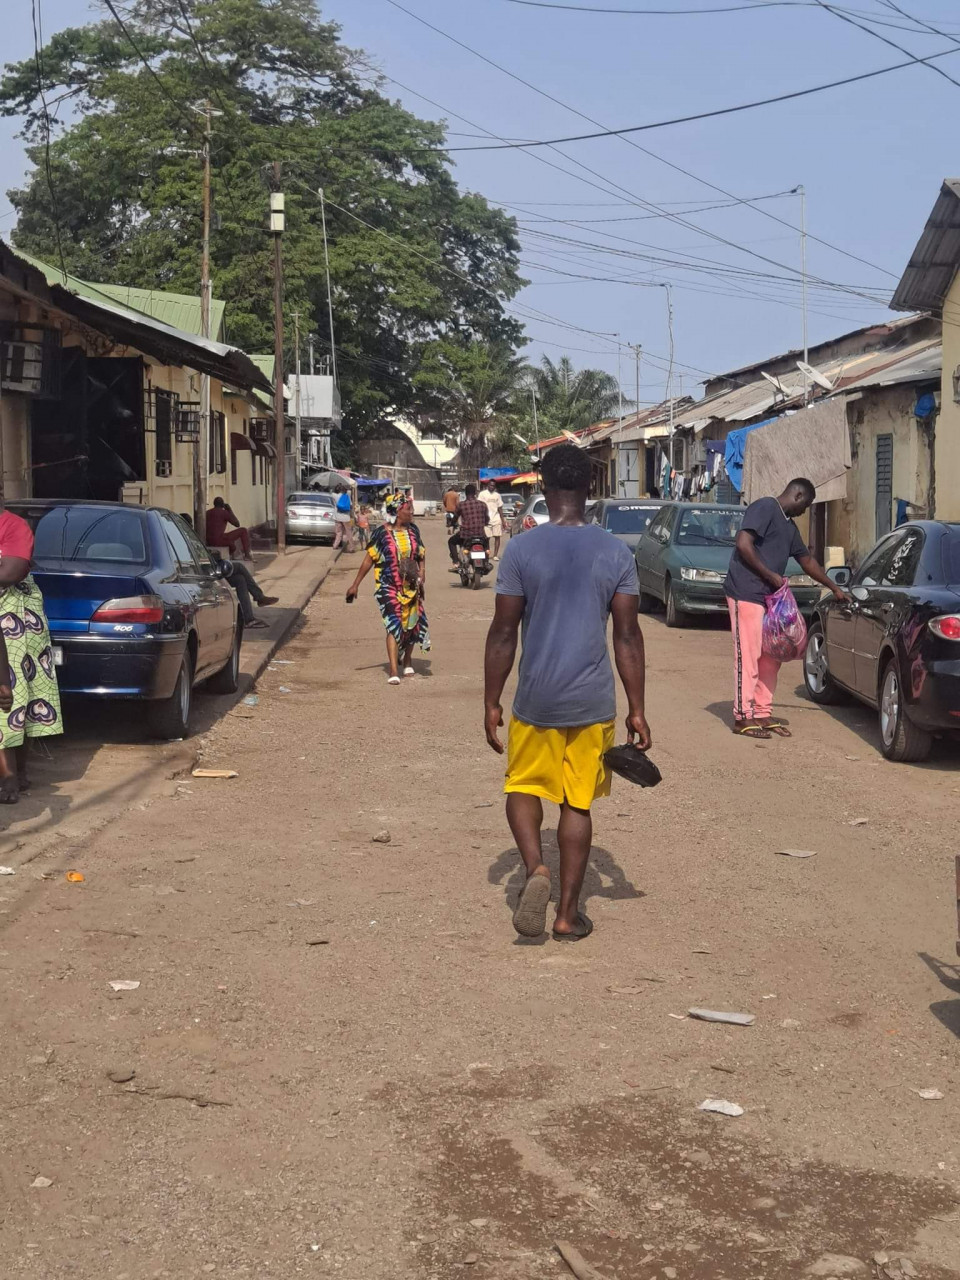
[827,566,852,587]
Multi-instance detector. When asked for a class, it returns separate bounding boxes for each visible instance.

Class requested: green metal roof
[12,249,225,339]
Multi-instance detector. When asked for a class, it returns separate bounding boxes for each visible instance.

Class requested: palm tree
[526,355,623,438]
[413,339,527,469]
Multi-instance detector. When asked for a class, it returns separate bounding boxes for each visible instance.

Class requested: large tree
[0,0,525,451]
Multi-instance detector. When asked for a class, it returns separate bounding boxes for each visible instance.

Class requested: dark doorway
[644,445,656,496]
[31,353,144,499]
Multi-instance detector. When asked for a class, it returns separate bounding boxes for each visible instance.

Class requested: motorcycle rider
[448,483,489,572]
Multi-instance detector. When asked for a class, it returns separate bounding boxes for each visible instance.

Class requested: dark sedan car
[7,500,242,740]
[591,498,665,552]
[803,521,960,761]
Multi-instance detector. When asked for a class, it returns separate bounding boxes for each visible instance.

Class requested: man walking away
[332,485,356,552]
[205,496,252,561]
[724,477,846,739]
[449,483,488,570]
[479,479,505,561]
[484,443,651,942]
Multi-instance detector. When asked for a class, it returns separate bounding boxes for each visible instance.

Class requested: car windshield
[604,505,659,534]
[531,499,547,516]
[289,493,333,506]
[32,506,148,563]
[676,508,743,547]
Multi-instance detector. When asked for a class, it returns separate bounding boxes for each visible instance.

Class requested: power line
[384,1,899,279]
[810,0,960,90]
[423,45,960,152]
[505,0,811,10]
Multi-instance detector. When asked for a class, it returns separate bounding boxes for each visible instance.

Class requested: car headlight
[680,567,724,583]
[787,573,817,587]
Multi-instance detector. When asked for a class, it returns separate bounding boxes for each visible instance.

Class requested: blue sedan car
[7,500,242,740]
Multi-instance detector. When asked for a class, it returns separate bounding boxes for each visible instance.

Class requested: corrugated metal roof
[891,179,960,313]
[1,241,270,394]
[838,342,941,391]
[12,250,227,339]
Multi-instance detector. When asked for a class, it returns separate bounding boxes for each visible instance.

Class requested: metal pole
[271,163,286,552]
[318,188,338,391]
[617,340,623,425]
[293,310,302,490]
[800,184,809,406]
[531,388,538,437]
[194,100,212,535]
[308,333,315,375]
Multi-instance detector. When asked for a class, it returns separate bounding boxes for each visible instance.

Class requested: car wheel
[207,620,242,695]
[663,580,686,628]
[802,625,845,705]
[637,589,656,614]
[878,659,932,763]
[148,649,194,740]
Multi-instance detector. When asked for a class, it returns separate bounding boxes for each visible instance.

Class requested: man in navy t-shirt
[724,477,845,739]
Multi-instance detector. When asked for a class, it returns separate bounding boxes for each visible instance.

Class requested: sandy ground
[1,519,958,1280]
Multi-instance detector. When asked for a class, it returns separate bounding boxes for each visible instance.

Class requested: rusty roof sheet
[892,180,960,312]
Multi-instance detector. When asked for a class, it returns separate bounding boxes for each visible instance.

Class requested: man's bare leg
[506,793,548,879]
[507,792,551,936]
[554,801,592,933]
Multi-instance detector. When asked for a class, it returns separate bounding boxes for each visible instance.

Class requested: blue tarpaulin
[479,467,519,480]
[352,474,389,489]
[723,417,780,493]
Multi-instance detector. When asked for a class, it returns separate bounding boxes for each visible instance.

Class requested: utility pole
[194,100,213,535]
[270,168,286,552]
[293,310,302,487]
[308,332,316,375]
[799,184,810,406]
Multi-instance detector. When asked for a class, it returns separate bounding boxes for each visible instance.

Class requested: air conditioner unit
[1,340,44,394]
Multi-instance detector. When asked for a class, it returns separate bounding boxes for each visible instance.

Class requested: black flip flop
[604,744,662,788]
[552,913,593,942]
[512,873,551,937]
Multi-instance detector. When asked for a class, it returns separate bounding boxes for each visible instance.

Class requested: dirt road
[1,520,958,1279]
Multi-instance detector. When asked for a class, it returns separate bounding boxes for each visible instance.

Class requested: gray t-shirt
[723,496,808,605]
[495,522,639,728]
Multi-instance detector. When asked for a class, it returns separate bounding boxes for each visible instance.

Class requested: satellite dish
[796,360,834,392]
[760,370,787,396]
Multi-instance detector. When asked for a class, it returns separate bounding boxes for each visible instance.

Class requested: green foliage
[1,0,524,447]
[525,355,625,438]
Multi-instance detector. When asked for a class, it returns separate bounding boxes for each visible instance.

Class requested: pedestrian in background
[724,477,846,739]
[345,497,429,684]
[356,502,372,550]
[479,479,505,562]
[332,485,356,552]
[484,444,650,942]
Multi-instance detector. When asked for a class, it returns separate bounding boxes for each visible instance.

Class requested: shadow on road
[487,829,645,938]
[918,952,960,1039]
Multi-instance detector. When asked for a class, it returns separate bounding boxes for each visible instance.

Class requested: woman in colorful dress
[0,505,63,804]
[345,498,429,684]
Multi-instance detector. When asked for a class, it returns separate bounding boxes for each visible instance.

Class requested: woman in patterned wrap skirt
[0,507,63,804]
[345,498,430,684]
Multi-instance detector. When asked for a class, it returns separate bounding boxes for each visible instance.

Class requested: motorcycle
[457,537,492,590]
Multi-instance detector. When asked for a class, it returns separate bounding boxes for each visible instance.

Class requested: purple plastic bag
[762,582,808,662]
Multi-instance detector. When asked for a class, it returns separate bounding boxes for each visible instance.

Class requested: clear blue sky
[2,0,959,397]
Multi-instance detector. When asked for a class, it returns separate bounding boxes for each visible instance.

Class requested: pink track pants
[727,597,781,723]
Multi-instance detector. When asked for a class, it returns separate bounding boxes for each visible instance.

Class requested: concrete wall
[937,270,960,520]
[827,382,935,567]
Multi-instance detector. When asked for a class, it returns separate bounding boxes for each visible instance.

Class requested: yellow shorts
[505,717,615,810]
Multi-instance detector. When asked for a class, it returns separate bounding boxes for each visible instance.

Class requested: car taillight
[92,595,165,625]
[522,515,537,530]
[929,615,960,640]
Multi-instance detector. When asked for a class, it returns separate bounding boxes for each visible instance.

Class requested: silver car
[286,491,337,543]
[509,493,549,536]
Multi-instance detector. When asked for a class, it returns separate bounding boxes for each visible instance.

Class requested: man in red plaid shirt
[449,483,489,569]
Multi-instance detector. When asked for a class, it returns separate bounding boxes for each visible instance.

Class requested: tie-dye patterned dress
[367,524,430,651]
